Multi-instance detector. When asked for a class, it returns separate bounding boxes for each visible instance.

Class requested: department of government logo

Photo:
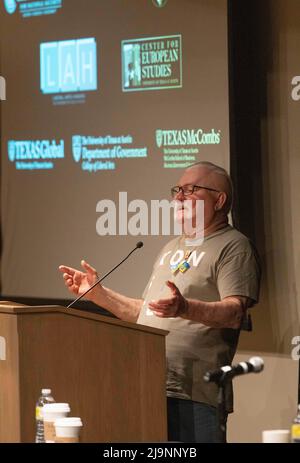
[152,0,168,7]
[3,0,17,14]
[72,135,82,162]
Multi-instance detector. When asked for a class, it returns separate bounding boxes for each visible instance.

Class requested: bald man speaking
[59,161,261,443]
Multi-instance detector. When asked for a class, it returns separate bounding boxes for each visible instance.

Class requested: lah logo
[40,38,97,94]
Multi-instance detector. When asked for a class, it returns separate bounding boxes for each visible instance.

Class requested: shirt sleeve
[216,246,261,304]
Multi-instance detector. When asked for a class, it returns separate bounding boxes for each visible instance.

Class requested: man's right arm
[59,260,143,323]
[92,286,143,323]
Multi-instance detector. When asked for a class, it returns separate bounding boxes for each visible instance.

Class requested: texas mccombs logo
[156,128,221,147]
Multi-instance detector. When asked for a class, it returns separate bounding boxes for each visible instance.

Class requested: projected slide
[0,0,230,300]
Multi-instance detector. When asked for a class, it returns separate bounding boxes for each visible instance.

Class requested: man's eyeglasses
[171,185,221,198]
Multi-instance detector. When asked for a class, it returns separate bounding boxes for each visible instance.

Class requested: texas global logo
[7,138,64,171]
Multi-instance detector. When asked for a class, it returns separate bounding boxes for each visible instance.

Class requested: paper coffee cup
[43,403,70,443]
[262,429,290,443]
[54,417,83,443]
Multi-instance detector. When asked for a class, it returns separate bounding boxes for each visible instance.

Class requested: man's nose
[175,189,185,201]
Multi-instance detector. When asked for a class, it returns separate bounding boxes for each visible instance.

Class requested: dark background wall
[229,0,300,355]
[228,0,299,442]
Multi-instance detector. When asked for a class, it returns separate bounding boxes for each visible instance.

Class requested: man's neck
[183,217,229,239]
[204,218,229,237]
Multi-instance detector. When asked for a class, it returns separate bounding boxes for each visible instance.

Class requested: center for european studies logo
[40,38,97,94]
[72,135,82,162]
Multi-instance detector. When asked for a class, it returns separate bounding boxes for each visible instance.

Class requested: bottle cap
[42,388,51,395]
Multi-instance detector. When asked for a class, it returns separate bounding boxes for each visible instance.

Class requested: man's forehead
[178,167,211,185]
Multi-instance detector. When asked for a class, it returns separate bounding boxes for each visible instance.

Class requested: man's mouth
[175,201,184,211]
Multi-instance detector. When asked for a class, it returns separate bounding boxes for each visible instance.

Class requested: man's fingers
[69,284,79,295]
[149,300,174,308]
[73,271,83,286]
[148,302,163,310]
[60,260,97,277]
[59,265,76,276]
[81,260,97,275]
[166,280,181,295]
[149,306,175,318]
[151,311,169,318]
[149,296,176,307]
[149,301,172,311]
[59,265,83,296]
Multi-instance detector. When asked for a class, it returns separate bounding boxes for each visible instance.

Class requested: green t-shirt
[137,225,261,412]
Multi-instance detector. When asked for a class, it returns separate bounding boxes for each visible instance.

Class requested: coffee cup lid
[43,403,70,413]
[263,429,290,434]
[54,417,83,427]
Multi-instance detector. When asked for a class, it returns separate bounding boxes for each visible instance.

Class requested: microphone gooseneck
[67,241,144,309]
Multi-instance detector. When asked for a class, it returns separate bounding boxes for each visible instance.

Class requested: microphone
[67,241,144,309]
[203,356,264,383]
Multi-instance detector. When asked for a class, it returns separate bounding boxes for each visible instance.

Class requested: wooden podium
[0,302,168,443]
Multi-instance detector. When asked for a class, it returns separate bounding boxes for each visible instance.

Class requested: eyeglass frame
[170,184,221,197]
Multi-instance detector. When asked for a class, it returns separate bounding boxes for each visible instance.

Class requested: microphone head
[136,241,144,248]
[249,356,264,372]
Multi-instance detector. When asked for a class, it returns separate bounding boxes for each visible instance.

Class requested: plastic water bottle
[291,404,300,443]
[35,388,55,443]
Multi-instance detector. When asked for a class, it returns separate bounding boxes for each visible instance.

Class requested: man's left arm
[148,244,261,329]
[148,280,253,329]
[181,294,252,329]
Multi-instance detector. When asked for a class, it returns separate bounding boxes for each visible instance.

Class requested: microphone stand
[216,379,227,443]
[215,371,233,443]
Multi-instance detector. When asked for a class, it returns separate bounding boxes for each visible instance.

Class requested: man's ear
[215,192,227,211]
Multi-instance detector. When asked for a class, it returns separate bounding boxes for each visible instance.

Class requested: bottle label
[36,406,43,420]
[291,423,300,442]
